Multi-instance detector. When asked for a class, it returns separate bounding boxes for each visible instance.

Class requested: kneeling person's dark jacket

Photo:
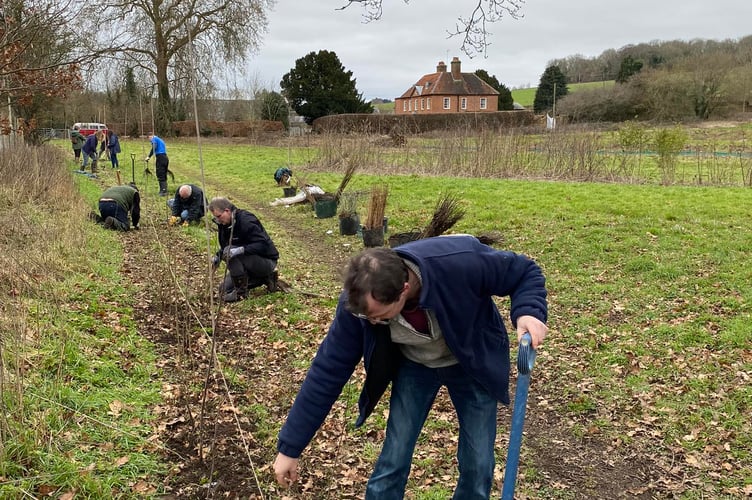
[171,184,206,222]
[216,209,279,261]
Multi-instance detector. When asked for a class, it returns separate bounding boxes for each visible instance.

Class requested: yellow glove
[182,220,189,227]
[168,215,181,226]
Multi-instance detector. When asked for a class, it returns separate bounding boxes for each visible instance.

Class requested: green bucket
[314,198,337,219]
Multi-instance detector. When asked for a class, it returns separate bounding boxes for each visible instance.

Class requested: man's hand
[516,315,548,348]
[168,215,181,226]
[144,156,150,162]
[273,453,299,487]
[223,246,244,260]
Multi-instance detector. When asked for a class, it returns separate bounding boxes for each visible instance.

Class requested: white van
[73,122,108,136]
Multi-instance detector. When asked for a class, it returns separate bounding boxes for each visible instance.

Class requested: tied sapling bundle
[364,185,388,229]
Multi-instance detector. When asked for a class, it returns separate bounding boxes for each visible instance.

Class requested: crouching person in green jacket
[97,183,140,231]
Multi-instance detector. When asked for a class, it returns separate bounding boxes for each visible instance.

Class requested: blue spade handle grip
[502,332,536,500]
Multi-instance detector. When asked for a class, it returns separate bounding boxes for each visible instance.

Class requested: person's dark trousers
[98,200,130,230]
[155,153,169,195]
[225,254,277,289]
[110,152,119,169]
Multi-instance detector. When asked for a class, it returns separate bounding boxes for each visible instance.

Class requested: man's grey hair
[208,197,233,212]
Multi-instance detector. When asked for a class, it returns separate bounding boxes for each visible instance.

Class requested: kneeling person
[98,183,140,231]
[168,184,206,225]
[209,197,280,302]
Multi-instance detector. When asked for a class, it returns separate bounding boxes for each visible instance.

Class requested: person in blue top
[145,133,169,196]
[273,235,549,499]
[81,130,105,174]
[107,130,121,169]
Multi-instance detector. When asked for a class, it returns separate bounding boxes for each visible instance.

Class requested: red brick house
[395,57,499,115]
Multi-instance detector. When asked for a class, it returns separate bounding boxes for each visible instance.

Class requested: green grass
[166,137,751,495]
[23,132,752,497]
[512,80,616,107]
[0,222,166,498]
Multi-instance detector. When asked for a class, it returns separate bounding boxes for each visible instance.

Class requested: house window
[420,98,425,110]
[408,100,412,111]
[427,98,431,110]
[461,97,467,110]
[480,98,487,110]
[403,101,407,112]
[443,97,450,110]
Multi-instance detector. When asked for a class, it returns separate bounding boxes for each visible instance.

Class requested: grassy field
[2,126,752,497]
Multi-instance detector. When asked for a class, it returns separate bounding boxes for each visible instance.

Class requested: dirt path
[120,189,663,499]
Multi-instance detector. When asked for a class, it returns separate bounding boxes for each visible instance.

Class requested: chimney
[450,57,461,80]
[436,61,447,72]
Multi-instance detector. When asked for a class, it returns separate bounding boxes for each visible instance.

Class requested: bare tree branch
[338,0,525,57]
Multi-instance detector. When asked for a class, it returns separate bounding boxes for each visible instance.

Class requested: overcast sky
[239,0,751,101]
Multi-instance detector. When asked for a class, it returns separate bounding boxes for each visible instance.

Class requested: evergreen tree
[280,50,373,125]
[474,69,514,110]
[616,55,643,83]
[533,65,569,114]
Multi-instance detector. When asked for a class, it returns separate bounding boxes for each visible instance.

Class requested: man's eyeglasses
[351,312,391,325]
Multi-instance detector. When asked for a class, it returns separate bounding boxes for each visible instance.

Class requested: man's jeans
[365,359,497,500]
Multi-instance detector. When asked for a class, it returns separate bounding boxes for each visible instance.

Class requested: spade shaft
[501,332,537,500]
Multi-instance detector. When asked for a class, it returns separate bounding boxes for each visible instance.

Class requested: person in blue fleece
[273,235,548,499]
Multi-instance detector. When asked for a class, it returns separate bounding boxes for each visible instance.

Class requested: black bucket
[339,214,360,235]
[362,227,385,247]
[388,231,421,248]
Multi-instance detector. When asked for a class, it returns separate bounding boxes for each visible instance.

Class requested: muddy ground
[118,189,667,499]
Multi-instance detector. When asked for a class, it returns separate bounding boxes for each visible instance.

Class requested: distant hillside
[512,80,616,107]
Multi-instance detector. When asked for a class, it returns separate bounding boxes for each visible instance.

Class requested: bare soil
[120,192,665,499]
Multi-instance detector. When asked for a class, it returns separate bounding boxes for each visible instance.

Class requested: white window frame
[443,97,450,110]
[461,97,467,110]
[427,98,431,110]
[480,97,488,110]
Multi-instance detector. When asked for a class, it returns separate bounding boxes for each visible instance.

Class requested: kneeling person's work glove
[168,215,181,226]
[223,246,245,260]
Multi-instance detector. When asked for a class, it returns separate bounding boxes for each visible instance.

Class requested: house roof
[398,57,499,99]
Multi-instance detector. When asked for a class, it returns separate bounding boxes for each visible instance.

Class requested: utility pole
[552,82,557,118]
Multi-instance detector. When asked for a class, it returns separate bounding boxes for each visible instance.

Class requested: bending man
[273,235,548,499]
[97,183,140,231]
[145,133,169,196]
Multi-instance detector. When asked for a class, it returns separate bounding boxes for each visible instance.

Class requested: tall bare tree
[0,0,94,141]
[94,0,274,134]
[338,0,525,56]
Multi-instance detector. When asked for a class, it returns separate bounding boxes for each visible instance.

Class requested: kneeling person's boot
[265,269,279,293]
[223,275,249,303]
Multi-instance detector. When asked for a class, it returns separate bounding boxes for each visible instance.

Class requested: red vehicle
[73,122,108,136]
